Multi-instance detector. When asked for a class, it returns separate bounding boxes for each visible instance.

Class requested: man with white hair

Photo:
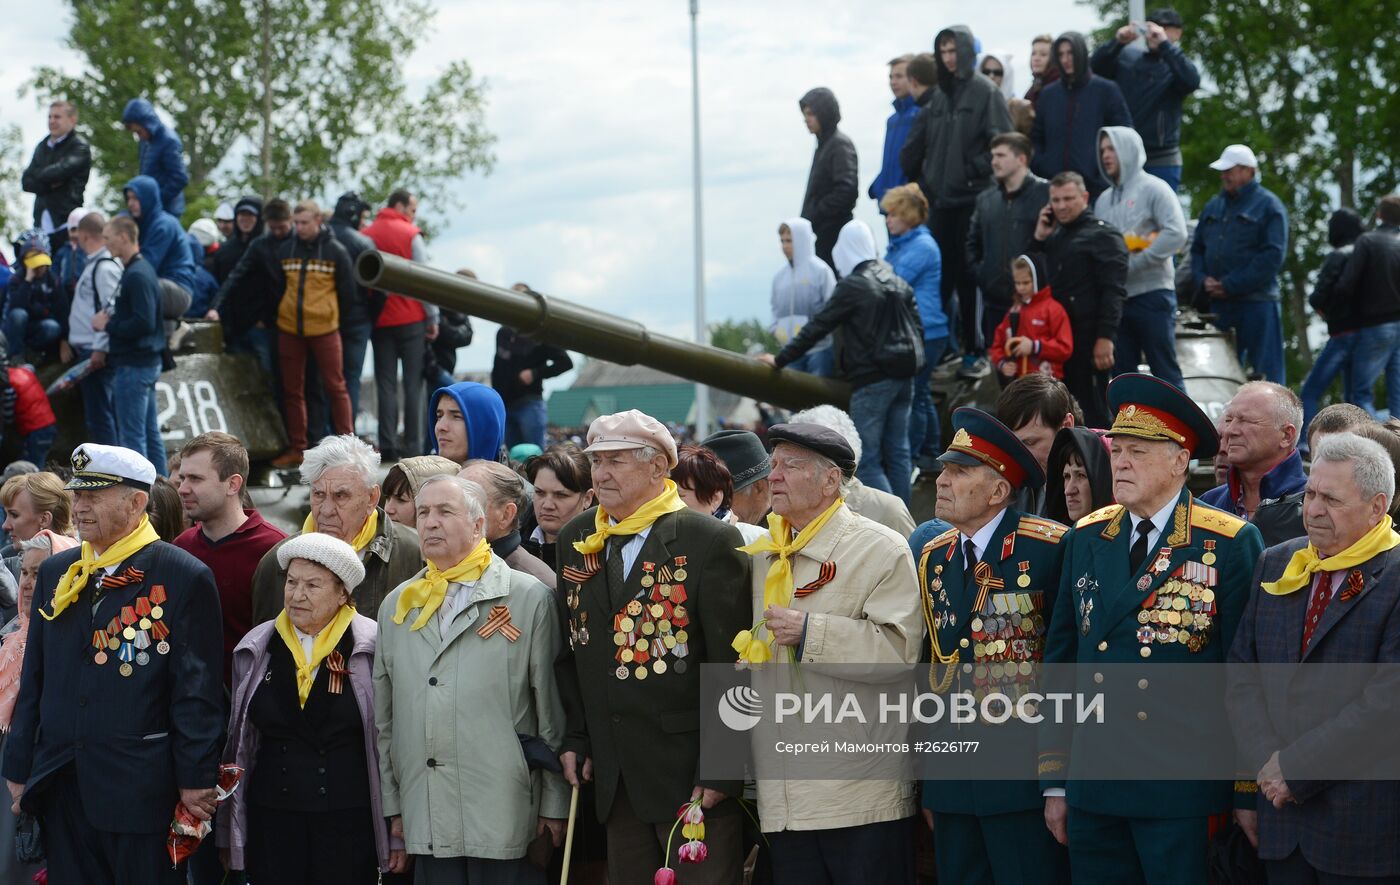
[1191,144,1290,384]
[1202,382,1307,546]
[1229,431,1400,881]
[791,405,916,537]
[250,435,423,623]
[376,474,569,880]
[554,409,749,883]
[759,219,921,504]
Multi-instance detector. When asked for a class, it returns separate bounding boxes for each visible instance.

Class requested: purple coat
[216,614,400,870]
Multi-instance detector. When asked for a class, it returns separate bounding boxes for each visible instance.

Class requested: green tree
[1080,0,1400,382]
[710,318,779,356]
[28,0,495,223]
[0,124,27,240]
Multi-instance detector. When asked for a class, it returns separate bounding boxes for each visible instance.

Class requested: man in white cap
[554,409,750,884]
[213,201,236,240]
[1191,143,1290,384]
[1,443,224,883]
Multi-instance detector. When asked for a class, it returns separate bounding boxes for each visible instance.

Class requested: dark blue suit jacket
[1228,537,1400,877]
[0,541,224,834]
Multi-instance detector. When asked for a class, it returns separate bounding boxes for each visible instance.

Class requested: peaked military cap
[1105,373,1219,460]
[939,407,1045,490]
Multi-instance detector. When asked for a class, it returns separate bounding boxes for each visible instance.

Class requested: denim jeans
[1349,320,1400,418]
[112,360,166,471]
[22,424,56,467]
[506,397,549,449]
[849,377,914,504]
[1210,300,1285,384]
[70,345,118,446]
[909,337,949,460]
[1300,333,1357,440]
[339,318,373,420]
[1114,289,1186,390]
[227,325,278,394]
[3,309,62,353]
[1143,164,1182,193]
[786,347,835,378]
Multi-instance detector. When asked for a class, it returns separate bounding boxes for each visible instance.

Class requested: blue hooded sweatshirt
[124,176,195,293]
[121,99,190,218]
[430,381,506,462]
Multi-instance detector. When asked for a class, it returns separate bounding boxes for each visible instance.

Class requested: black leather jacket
[775,259,919,388]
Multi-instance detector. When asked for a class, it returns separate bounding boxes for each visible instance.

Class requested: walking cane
[560,783,580,885]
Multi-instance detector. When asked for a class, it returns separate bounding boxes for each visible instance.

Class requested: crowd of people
[771,12,1400,503]
[0,8,1398,885]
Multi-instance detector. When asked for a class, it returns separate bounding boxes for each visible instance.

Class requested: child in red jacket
[989,253,1073,381]
[0,332,57,466]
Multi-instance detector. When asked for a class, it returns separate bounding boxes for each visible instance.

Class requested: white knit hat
[277,532,366,591]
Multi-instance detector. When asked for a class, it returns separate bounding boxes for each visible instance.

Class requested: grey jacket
[218,615,401,870]
[1093,126,1186,298]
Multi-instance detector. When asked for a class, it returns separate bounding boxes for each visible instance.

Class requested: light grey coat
[374,557,569,859]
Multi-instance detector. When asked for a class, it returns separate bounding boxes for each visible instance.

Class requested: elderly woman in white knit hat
[218,532,405,882]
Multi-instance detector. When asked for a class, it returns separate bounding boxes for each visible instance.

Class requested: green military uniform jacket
[554,506,750,825]
[1038,487,1265,818]
[917,508,1068,817]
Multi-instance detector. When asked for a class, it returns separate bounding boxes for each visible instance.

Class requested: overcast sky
[2,0,1106,382]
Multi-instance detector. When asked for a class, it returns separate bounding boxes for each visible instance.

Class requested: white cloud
[2,0,1105,386]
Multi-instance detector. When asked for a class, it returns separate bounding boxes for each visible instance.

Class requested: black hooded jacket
[1309,208,1365,335]
[799,88,859,267]
[899,26,1014,209]
[1030,31,1132,197]
[327,192,376,328]
[1044,426,1114,526]
[211,195,264,284]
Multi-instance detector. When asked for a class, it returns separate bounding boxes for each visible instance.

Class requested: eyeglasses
[982,67,1004,79]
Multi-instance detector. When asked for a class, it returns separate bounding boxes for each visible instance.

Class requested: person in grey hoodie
[1094,125,1186,389]
[770,217,836,377]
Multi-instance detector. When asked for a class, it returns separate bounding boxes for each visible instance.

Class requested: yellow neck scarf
[1261,515,1400,596]
[274,604,356,707]
[740,498,846,610]
[392,538,493,631]
[302,510,378,553]
[41,515,161,621]
[572,480,686,555]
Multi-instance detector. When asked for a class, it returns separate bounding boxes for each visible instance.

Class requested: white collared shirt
[529,525,546,545]
[437,580,479,638]
[292,623,321,680]
[1128,496,1181,555]
[960,507,1009,568]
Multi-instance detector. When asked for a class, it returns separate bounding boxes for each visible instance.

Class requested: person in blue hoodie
[867,54,919,209]
[1031,31,1132,199]
[121,99,190,218]
[429,381,506,466]
[123,175,195,329]
[882,183,947,471]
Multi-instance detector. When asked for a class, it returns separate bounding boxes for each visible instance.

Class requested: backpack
[869,267,925,379]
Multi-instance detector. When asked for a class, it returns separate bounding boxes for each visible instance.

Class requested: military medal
[91,630,109,665]
[641,562,655,588]
[119,663,133,676]
[673,556,688,582]
[1017,561,1031,588]
[1201,540,1217,566]
[149,584,167,620]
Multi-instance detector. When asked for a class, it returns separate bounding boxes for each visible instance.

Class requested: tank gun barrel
[355,250,850,412]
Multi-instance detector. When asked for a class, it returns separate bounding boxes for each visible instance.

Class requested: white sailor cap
[66,444,158,492]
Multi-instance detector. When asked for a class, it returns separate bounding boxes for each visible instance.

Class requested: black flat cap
[701,429,771,491]
[1147,7,1184,27]
[766,423,857,477]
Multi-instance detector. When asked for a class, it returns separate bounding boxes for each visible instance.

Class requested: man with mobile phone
[1028,172,1129,428]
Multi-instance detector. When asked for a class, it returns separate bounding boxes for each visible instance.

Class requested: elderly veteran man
[1202,381,1308,546]
[701,428,773,528]
[918,408,1069,885]
[1229,432,1400,883]
[2,444,224,883]
[738,422,923,884]
[554,409,750,884]
[790,404,917,537]
[251,434,423,624]
[375,475,567,882]
[1039,374,1265,885]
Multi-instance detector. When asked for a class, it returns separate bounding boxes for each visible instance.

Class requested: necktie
[1300,572,1333,654]
[607,538,627,587]
[963,539,978,591]
[1129,520,1153,574]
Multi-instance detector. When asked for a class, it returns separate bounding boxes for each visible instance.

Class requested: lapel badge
[1340,568,1365,602]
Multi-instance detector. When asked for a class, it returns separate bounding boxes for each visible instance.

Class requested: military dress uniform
[0,445,224,885]
[918,409,1071,885]
[554,503,751,884]
[1037,375,1266,885]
